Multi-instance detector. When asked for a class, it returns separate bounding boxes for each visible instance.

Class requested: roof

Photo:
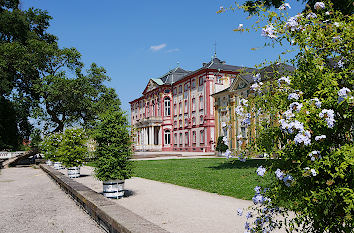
[202,57,243,71]
[158,67,191,85]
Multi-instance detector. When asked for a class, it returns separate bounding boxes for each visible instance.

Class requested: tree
[31,47,121,133]
[229,1,353,232]
[93,107,133,181]
[0,0,57,148]
[239,0,353,15]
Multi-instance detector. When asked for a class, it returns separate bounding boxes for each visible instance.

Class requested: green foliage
[216,136,229,152]
[40,132,63,162]
[229,1,353,232]
[57,128,88,168]
[93,108,133,181]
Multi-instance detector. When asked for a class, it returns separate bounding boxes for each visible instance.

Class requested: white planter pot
[218,151,225,156]
[103,180,124,199]
[46,160,53,166]
[67,167,80,178]
[53,162,63,170]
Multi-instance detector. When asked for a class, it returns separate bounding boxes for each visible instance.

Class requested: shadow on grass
[207,159,269,170]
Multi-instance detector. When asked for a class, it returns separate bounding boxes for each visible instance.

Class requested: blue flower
[257,166,266,176]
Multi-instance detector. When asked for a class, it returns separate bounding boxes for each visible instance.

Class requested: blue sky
[22,0,304,114]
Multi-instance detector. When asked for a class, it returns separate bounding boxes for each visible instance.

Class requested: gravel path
[0,166,104,233]
[75,166,274,233]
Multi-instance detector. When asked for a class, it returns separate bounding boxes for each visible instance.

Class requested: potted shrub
[58,128,87,178]
[216,136,228,156]
[41,132,63,169]
[93,108,133,199]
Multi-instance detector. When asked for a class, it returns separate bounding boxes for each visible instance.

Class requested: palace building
[129,56,243,152]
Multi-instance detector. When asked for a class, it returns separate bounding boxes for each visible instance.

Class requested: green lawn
[133,158,270,200]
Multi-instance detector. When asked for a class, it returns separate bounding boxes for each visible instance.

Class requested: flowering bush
[227,1,353,232]
[58,128,88,168]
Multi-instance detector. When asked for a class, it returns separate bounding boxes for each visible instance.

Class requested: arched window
[164,97,171,116]
[164,130,171,145]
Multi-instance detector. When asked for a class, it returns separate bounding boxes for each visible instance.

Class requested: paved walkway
[71,166,284,233]
[0,167,104,233]
[132,151,220,160]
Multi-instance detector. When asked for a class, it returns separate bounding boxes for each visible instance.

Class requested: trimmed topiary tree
[93,108,133,182]
[58,128,87,168]
[41,132,63,163]
[216,136,228,153]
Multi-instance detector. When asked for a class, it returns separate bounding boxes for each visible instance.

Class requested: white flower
[325,11,330,15]
[309,150,321,161]
[314,2,325,10]
[250,82,263,92]
[241,117,251,126]
[334,22,340,27]
[219,6,224,10]
[253,73,261,82]
[275,168,284,180]
[283,175,293,187]
[306,12,317,19]
[262,24,277,39]
[238,24,243,30]
[254,186,262,194]
[337,60,344,68]
[288,93,300,100]
[311,169,317,176]
[311,98,322,108]
[225,149,232,158]
[289,102,303,112]
[278,3,291,10]
[338,87,351,98]
[294,130,311,146]
[252,194,264,204]
[240,98,248,106]
[278,76,291,86]
[237,208,243,216]
[237,135,243,139]
[319,109,335,128]
[315,135,326,141]
[257,166,266,176]
[235,105,244,116]
[222,136,228,143]
[285,15,302,31]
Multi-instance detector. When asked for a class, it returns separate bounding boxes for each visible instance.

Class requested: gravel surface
[74,166,286,233]
[0,166,104,233]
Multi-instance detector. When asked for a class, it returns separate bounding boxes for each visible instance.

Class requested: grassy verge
[133,158,270,200]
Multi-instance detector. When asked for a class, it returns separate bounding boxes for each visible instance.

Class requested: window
[157,99,160,116]
[200,130,204,144]
[174,121,177,128]
[185,132,189,146]
[192,117,196,126]
[178,85,182,94]
[199,77,203,86]
[191,79,196,88]
[184,83,189,92]
[192,131,196,143]
[200,115,204,124]
[192,98,196,111]
[179,120,182,128]
[185,118,189,127]
[173,87,177,95]
[179,133,183,145]
[184,99,188,113]
[164,97,171,116]
[199,96,204,109]
[179,102,182,115]
[164,130,171,145]
[216,75,222,84]
[152,101,155,116]
[174,133,177,145]
[174,103,177,115]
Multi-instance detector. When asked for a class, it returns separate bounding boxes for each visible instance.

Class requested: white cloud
[150,43,167,51]
[166,48,180,53]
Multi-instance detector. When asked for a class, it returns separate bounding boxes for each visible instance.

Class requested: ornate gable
[142,79,159,94]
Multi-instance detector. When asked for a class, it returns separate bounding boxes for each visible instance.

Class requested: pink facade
[130,57,240,152]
